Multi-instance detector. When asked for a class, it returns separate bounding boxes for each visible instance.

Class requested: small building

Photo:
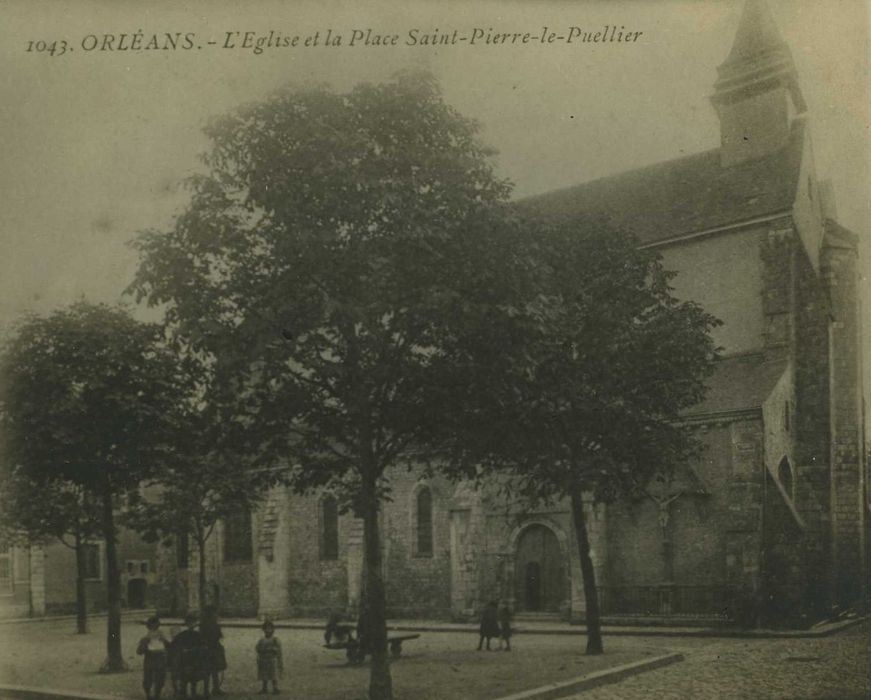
[0,541,44,619]
[0,531,158,619]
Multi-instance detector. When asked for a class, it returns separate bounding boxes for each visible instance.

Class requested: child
[200,605,226,696]
[256,619,283,695]
[498,603,512,651]
[170,612,209,699]
[136,615,169,700]
[476,601,500,651]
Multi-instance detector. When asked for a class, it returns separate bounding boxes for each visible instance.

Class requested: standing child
[498,603,512,651]
[200,605,227,696]
[256,619,283,695]
[136,615,169,700]
[170,612,209,699]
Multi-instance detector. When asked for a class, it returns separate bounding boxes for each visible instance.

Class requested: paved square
[0,620,658,700]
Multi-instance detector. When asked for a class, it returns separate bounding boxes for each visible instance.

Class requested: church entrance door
[515,524,564,613]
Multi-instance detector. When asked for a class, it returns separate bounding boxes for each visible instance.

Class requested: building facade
[0,532,159,619]
[158,0,867,626]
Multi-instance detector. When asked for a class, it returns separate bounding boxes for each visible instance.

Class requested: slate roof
[517,119,805,247]
[685,353,787,418]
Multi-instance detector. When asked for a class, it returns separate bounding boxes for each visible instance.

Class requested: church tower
[711,0,807,167]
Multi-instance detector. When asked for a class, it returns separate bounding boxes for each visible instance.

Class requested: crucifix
[651,491,683,583]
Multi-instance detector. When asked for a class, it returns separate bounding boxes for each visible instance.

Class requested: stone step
[513,612,562,621]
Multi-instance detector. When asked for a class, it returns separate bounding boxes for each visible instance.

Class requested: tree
[434,215,721,654]
[0,302,186,671]
[0,467,102,633]
[125,404,281,610]
[128,72,511,699]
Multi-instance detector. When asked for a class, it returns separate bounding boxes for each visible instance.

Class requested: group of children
[477,601,512,651]
[137,602,513,697]
[135,611,283,698]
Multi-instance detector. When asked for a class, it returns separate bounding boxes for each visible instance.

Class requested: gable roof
[685,353,787,418]
[517,119,805,247]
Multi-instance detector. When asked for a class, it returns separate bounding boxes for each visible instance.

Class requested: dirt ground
[0,619,661,700]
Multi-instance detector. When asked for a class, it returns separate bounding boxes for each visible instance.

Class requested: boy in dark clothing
[170,613,210,699]
[136,615,169,700]
[476,601,500,651]
[200,605,226,696]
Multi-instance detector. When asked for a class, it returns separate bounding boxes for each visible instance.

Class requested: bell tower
[711,0,807,167]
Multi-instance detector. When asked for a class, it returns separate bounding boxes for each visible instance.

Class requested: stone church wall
[606,422,745,599]
[216,517,259,617]
[285,495,348,618]
[670,426,732,585]
[219,560,258,616]
[659,227,765,355]
[381,473,452,618]
[762,467,808,626]
[791,229,833,615]
[822,233,865,604]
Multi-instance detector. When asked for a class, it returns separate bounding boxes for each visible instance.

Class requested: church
[158,0,867,626]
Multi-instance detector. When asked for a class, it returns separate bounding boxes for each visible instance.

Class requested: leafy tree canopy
[434,214,722,502]
[0,302,186,492]
[0,468,102,546]
[129,71,513,496]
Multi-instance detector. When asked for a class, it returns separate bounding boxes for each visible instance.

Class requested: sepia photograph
[0,1,869,699]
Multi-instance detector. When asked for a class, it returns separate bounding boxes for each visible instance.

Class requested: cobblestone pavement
[570,620,871,700]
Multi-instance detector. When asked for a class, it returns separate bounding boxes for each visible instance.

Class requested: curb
[0,610,156,627]
[493,652,685,700]
[0,686,126,700]
[167,614,867,640]
[3,612,865,639]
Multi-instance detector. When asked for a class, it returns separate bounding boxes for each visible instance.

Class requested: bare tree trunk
[196,527,208,610]
[74,532,88,634]
[570,491,603,655]
[100,486,126,672]
[362,474,393,700]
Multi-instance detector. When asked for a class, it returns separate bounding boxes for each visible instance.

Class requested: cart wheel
[389,641,402,659]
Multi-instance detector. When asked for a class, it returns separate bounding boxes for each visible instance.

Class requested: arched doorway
[514,524,565,612]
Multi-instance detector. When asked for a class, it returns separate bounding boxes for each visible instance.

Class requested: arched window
[416,487,433,557]
[321,495,339,560]
[778,458,794,499]
[224,509,252,562]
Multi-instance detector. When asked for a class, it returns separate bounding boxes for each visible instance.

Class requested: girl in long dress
[255,620,283,695]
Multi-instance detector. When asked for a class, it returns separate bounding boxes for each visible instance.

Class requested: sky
[1,0,868,349]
